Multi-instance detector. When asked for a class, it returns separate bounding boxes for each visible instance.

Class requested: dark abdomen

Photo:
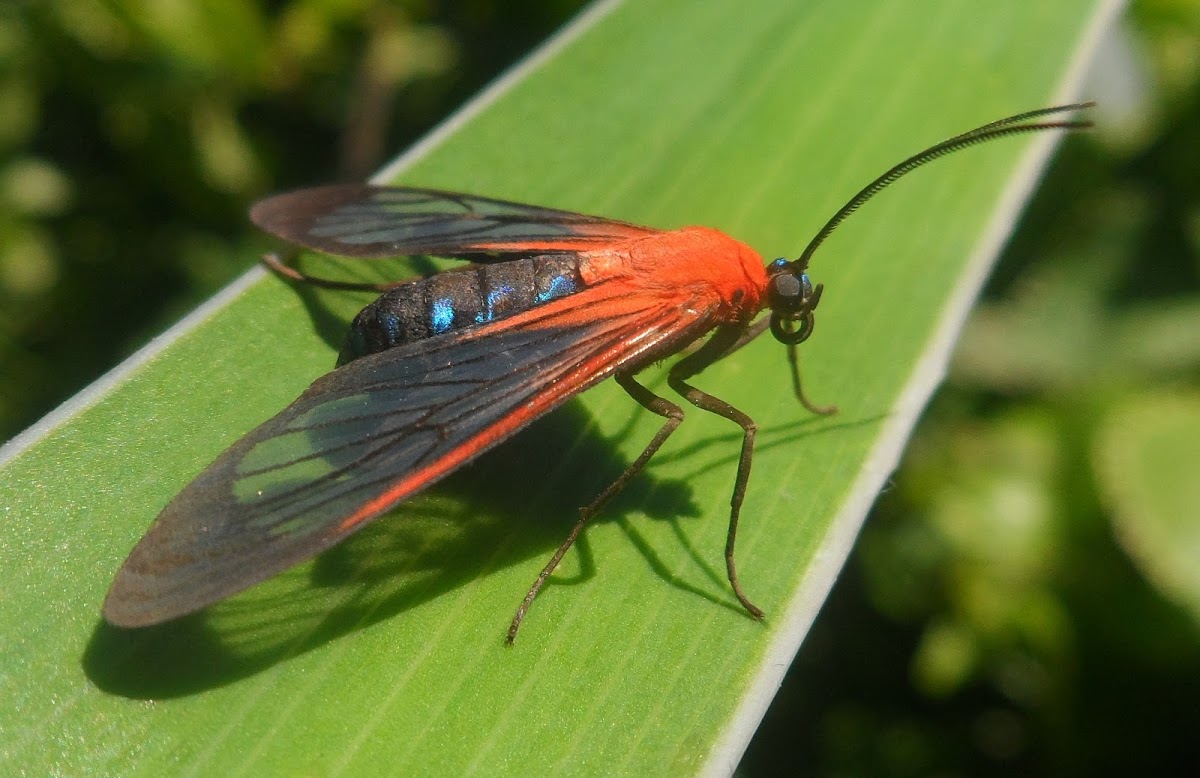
[338,253,585,365]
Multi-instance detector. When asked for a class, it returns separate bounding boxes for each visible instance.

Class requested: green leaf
[0,0,1113,773]
[1094,391,1200,624]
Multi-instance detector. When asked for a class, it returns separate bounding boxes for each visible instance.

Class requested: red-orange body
[577,226,768,319]
[340,227,768,531]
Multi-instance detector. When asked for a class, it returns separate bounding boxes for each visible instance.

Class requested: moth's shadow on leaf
[83,401,700,699]
[611,409,883,618]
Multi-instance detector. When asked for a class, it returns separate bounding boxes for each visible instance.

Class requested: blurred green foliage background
[2,0,1197,775]
[743,1,1200,774]
[0,0,579,438]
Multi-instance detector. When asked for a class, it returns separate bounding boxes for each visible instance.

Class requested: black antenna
[795,102,1094,269]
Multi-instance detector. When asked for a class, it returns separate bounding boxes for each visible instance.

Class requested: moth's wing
[249,185,660,259]
[103,287,716,627]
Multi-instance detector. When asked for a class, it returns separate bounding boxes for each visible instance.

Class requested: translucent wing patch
[249,185,659,259]
[103,288,715,627]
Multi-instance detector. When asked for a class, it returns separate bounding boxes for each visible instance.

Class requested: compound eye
[768,271,811,313]
[767,273,801,311]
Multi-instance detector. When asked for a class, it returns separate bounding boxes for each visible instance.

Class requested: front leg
[667,324,766,619]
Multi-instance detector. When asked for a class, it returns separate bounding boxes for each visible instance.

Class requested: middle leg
[507,372,685,643]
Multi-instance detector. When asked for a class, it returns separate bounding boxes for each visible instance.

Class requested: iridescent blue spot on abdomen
[378,311,403,344]
[431,297,455,334]
[530,255,583,305]
[477,284,515,323]
[535,273,577,303]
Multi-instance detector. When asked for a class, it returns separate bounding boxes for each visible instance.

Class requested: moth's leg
[666,324,767,619]
[261,252,410,292]
[508,372,685,644]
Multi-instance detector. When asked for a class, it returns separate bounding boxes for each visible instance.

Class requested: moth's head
[765,257,823,345]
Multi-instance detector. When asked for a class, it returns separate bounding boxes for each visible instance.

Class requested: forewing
[104,288,715,627]
[250,184,659,259]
